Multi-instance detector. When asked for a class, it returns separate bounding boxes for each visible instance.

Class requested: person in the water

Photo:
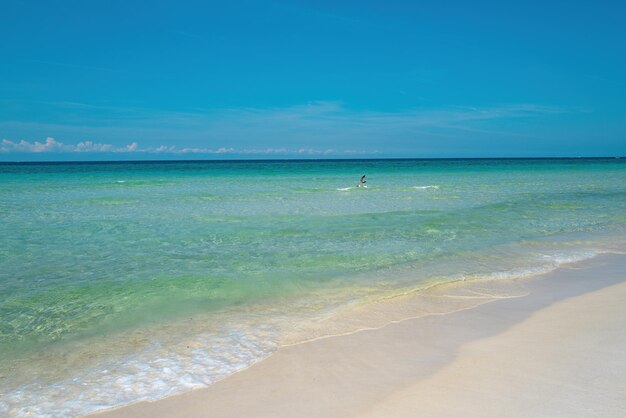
[357,175,366,187]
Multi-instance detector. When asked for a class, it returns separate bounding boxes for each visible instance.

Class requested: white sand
[93,254,626,418]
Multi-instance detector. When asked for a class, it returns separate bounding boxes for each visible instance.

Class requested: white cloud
[1,137,72,153]
[153,145,176,152]
[296,148,334,155]
[145,145,373,156]
[125,142,138,152]
[75,141,114,152]
[0,138,140,153]
[0,137,376,156]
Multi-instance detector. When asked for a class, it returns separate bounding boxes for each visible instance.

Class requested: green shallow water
[1,158,625,416]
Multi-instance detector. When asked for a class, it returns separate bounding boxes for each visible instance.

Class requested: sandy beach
[93,253,626,418]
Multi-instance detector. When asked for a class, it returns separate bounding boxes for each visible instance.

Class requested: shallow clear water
[1,158,625,416]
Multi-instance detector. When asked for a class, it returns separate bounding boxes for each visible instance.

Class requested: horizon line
[1,156,623,165]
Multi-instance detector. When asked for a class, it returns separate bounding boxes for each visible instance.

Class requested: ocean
[1,158,625,416]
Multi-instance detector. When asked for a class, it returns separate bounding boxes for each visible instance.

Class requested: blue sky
[1,0,625,160]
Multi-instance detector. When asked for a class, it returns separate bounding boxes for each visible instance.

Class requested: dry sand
[93,254,626,418]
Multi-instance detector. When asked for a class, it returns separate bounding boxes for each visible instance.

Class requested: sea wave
[413,185,439,190]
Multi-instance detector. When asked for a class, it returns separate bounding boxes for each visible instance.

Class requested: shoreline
[93,253,626,417]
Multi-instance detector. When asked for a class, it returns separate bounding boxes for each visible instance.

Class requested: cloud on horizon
[0,137,375,156]
[1,138,139,153]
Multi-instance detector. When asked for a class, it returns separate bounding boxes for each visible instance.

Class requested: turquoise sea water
[1,158,625,416]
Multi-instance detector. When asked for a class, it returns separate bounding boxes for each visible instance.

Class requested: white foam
[336,187,353,191]
[458,250,597,283]
[413,185,439,190]
[2,326,277,418]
